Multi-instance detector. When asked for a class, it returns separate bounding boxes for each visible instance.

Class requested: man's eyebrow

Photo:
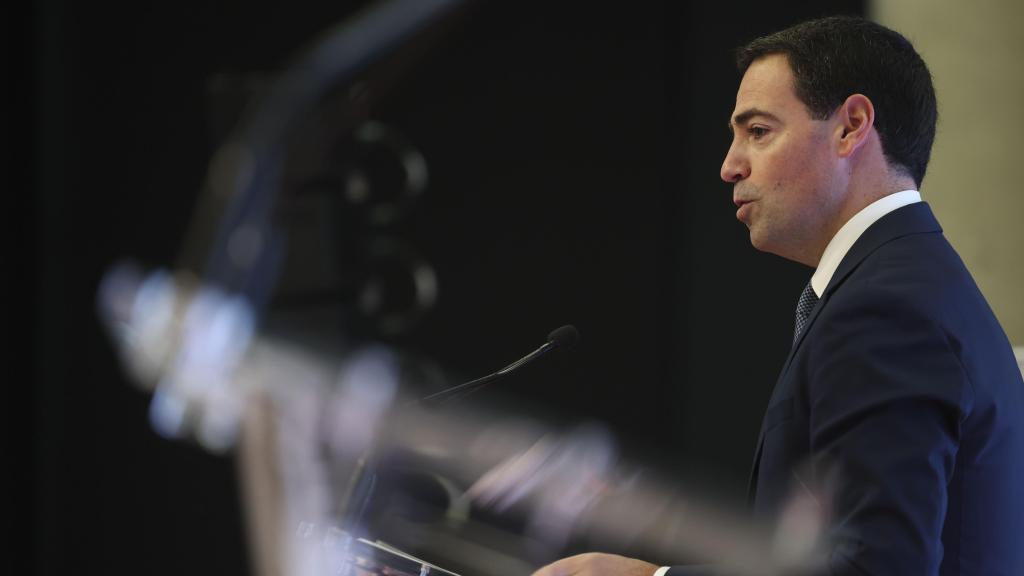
[727,108,781,132]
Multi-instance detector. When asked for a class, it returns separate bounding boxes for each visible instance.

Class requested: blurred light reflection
[98,262,832,576]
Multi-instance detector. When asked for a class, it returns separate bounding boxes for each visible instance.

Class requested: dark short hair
[737,16,937,187]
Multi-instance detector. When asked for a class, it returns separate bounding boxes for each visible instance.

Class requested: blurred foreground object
[99,263,832,576]
[96,0,833,574]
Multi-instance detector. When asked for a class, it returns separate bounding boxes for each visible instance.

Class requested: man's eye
[749,126,769,139]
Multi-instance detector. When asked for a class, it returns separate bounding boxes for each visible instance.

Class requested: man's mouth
[735,199,755,223]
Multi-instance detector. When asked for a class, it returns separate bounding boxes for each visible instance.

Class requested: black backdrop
[27,1,862,574]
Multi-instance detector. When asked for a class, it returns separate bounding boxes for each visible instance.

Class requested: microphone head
[547,325,580,349]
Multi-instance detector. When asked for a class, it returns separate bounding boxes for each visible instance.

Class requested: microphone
[418,325,580,407]
[342,326,579,535]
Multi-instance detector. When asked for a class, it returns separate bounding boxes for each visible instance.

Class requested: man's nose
[720,144,749,183]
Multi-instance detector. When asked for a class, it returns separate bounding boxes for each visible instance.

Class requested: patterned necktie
[793,281,819,345]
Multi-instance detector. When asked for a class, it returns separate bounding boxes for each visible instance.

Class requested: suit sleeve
[805,286,972,575]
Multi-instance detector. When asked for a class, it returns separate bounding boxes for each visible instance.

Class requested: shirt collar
[810,189,922,297]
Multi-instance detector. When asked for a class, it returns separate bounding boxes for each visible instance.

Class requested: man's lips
[735,198,755,223]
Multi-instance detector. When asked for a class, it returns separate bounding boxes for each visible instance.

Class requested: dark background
[26,1,862,574]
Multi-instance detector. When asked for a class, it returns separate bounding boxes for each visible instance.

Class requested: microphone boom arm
[417,325,577,407]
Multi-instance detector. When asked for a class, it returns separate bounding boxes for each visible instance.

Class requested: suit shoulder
[843,231,987,319]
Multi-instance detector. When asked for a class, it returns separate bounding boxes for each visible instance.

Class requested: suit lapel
[747,290,826,503]
[745,202,943,505]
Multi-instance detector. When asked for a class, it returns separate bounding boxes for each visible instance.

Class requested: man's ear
[836,94,875,158]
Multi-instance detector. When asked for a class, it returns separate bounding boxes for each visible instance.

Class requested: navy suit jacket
[670,203,1024,575]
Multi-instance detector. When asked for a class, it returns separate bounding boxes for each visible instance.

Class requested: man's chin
[748,227,771,252]
[749,231,788,260]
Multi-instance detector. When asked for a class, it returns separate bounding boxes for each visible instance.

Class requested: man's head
[721,16,937,266]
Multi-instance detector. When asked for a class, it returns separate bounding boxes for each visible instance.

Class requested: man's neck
[810,189,922,296]
[810,171,918,267]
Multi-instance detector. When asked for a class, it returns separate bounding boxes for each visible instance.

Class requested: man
[534,16,1024,576]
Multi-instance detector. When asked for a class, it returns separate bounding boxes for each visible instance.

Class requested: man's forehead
[730,54,799,124]
[739,53,794,90]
